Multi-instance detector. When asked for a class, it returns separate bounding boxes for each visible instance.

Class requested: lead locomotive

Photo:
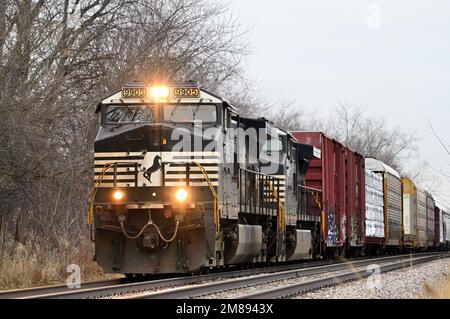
[90,81,322,275]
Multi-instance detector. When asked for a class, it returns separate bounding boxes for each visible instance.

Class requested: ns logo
[143,155,162,183]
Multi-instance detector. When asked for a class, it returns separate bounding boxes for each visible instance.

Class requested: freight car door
[385,173,402,246]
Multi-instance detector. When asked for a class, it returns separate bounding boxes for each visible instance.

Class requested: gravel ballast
[297,257,450,299]
[196,257,417,299]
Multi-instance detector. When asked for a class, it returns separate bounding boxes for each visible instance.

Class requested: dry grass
[423,278,450,299]
[421,262,450,299]
[0,236,114,290]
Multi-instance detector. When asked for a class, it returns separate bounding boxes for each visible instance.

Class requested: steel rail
[1,251,440,299]
[1,258,343,299]
[236,253,450,299]
[0,278,124,299]
[12,258,349,299]
[0,273,182,299]
[126,252,446,299]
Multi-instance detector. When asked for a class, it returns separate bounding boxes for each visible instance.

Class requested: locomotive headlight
[149,86,169,99]
[175,188,188,202]
[113,190,125,201]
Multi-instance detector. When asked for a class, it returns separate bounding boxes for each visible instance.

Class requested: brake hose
[120,219,180,243]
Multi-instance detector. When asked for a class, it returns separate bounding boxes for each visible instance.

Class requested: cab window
[104,105,157,124]
[163,104,217,123]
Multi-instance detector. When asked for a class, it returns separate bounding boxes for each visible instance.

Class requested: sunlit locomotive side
[90,82,321,275]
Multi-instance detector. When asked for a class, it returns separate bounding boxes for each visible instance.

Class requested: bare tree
[251,102,418,171]
[0,0,251,275]
[428,119,450,160]
[425,119,450,209]
[228,81,321,132]
[99,0,250,90]
[322,103,419,170]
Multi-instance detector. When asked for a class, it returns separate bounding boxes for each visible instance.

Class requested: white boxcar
[365,169,385,239]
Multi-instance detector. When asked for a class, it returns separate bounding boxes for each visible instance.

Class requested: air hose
[119,216,180,243]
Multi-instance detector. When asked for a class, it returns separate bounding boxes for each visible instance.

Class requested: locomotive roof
[96,81,237,112]
[239,116,300,139]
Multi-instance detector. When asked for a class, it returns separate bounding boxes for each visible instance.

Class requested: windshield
[163,104,217,123]
[104,105,157,124]
[103,104,217,125]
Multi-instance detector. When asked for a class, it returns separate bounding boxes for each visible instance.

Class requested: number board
[173,87,200,98]
[122,87,147,98]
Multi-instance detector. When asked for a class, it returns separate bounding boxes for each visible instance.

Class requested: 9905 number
[173,87,200,98]
[122,88,147,98]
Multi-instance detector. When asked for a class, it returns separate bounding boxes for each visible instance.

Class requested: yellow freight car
[402,178,417,249]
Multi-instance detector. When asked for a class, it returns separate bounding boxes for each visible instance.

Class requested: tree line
[0,0,420,287]
[0,0,249,271]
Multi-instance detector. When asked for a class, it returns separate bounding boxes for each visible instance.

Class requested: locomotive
[89,82,322,275]
[89,81,450,276]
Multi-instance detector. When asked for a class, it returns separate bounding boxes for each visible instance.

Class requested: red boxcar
[291,132,366,250]
[346,150,366,248]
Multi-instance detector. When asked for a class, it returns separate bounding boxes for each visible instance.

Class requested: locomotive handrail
[296,184,323,229]
[310,189,325,235]
[192,161,221,233]
[87,162,115,226]
[237,167,286,232]
[87,161,139,226]
[266,179,286,232]
[298,184,323,193]
[238,167,284,179]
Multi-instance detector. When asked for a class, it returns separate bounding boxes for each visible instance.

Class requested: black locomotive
[90,82,322,275]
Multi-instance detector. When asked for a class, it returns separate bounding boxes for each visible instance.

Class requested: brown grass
[0,236,116,291]
[422,277,450,299]
[421,262,450,299]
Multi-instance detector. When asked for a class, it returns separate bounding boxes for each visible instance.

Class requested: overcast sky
[231,0,450,208]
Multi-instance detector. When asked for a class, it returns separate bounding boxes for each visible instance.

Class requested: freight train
[89,81,450,275]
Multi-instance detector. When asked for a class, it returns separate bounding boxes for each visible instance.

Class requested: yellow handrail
[192,162,221,233]
[87,163,114,226]
[266,179,286,232]
[87,161,221,235]
[311,190,325,236]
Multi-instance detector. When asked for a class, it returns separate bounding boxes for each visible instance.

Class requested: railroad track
[236,253,450,299]
[0,257,356,299]
[0,273,178,299]
[0,278,124,299]
[125,252,447,299]
[0,252,443,299]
